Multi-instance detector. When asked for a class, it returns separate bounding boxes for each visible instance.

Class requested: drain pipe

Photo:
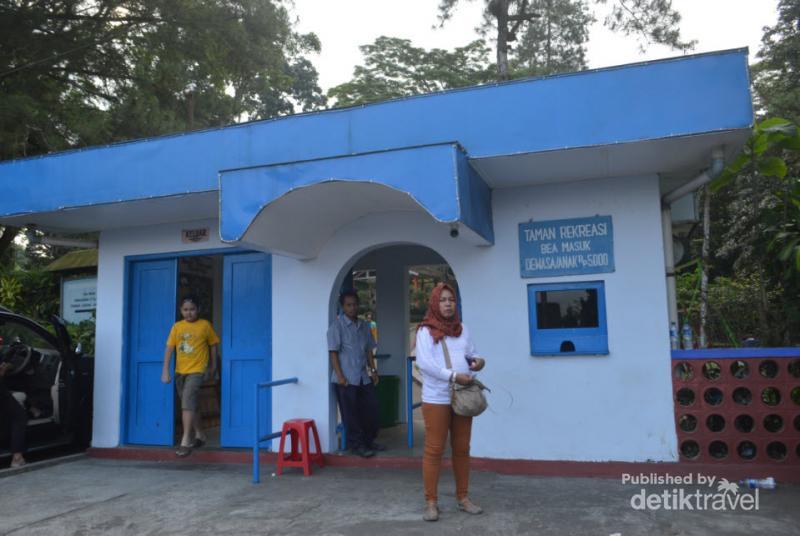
[661,148,725,326]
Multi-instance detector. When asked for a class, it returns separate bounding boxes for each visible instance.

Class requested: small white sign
[62,277,97,324]
[182,228,210,244]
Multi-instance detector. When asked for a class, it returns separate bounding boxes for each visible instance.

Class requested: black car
[0,307,94,460]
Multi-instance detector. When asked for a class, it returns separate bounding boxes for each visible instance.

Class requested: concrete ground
[1,457,799,536]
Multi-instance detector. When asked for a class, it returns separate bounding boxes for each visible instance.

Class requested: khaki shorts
[175,373,203,412]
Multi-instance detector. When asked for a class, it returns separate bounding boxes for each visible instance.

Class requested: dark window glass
[0,319,54,350]
[536,289,599,329]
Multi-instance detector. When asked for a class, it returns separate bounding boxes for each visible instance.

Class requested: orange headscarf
[417,282,462,343]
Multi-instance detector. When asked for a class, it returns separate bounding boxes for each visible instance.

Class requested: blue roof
[0,49,753,219]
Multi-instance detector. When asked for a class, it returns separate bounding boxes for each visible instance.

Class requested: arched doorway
[329,243,458,454]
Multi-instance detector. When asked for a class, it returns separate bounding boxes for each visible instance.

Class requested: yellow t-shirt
[167,319,220,374]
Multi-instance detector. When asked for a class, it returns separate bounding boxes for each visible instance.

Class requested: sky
[291,0,780,93]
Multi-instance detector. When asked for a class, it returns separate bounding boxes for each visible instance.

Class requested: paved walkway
[1,457,798,535]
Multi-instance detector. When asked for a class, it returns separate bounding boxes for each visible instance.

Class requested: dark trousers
[0,383,27,453]
[334,380,379,450]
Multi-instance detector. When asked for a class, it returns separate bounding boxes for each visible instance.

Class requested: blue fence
[406,356,422,449]
[252,377,299,484]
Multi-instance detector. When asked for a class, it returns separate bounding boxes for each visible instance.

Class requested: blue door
[126,259,177,445]
[221,252,272,447]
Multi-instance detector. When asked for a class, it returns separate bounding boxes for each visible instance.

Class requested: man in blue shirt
[328,290,383,457]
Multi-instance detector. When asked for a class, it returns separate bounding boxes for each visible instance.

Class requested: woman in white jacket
[415,283,486,522]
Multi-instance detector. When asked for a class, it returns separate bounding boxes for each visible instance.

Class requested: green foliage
[701,117,800,345]
[510,0,593,76]
[0,274,22,309]
[0,237,60,322]
[769,175,800,274]
[330,1,597,106]
[437,0,694,78]
[0,268,59,322]
[0,1,325,160]
[67,317,96,355]
[677,271,781,347]
[752,0,800,123]
[672,3,800,348]
[328,37,494,107]
[601,0,696,52]
[712,118,800,284]
[712,118,800,191]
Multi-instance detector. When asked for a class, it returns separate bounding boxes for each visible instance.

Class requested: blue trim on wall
[121,256,130,445]
[672,348,800,360]
[220,143,494,244]
[0,49,752,218]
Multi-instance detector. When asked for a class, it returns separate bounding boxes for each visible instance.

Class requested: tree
[510,0,593,77]
[752,0,800,123]
[700,2,800,346]
[0,0,326,262]
[330,2,593,107]
[711,118,800,345]
[671,2,800,347]
[437,0,695,79]
[328,37,494,107]
[97,2,327,142]
[0,1,325,156]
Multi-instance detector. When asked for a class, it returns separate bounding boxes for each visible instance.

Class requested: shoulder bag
[442,339,489,417]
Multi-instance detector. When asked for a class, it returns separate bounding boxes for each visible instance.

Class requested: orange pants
[422,402,473,502]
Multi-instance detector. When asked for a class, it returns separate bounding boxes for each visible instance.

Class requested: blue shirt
[327,314,377,385]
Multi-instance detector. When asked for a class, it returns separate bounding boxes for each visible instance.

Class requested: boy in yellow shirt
[161,296,220,457]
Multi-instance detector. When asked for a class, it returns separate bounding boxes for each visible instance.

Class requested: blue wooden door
[221,252,272,447]
[126,259,177,445]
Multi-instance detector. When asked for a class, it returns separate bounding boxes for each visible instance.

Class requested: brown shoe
[423,502,439,522]
[457,498,483,515]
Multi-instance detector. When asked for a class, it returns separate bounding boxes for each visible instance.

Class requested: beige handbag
[442,340,489,417]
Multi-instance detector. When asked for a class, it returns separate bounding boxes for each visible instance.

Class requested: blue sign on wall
[519,216,614,278]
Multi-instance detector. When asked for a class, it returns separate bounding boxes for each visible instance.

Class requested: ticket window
[527,281,608,356]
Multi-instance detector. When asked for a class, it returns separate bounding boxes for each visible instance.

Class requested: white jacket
[415,325,479,404]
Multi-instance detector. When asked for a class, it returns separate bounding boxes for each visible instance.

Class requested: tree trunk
[545,0,552,71]
[699,186,710,348]
[186,90,195,130]
[494,0,510,80]
[749,174,771,345]
[756,266,771,344]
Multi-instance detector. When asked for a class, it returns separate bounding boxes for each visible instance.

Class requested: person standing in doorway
[328,290,383,458]
[161,295,219,457]
[416,283,486,521]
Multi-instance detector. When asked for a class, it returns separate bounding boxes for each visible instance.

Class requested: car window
[0,318,55,350]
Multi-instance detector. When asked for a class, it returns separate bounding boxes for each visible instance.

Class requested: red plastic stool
[276,418,325,476]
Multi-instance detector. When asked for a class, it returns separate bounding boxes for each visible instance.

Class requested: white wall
[272,174,678,461]
[93,219,231,448]
[480,175,676,461]
[94,174,678,462]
